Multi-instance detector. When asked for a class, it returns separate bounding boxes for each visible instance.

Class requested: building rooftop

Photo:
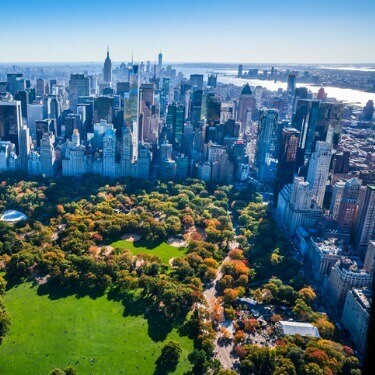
[0,210,28,223]
[277,321,320,338]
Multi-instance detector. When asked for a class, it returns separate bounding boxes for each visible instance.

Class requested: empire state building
[103,47,112,85]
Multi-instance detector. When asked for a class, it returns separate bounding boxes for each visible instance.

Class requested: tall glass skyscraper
[254,108,279,185]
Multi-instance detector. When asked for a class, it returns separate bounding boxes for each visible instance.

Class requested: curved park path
[203,240,239,370]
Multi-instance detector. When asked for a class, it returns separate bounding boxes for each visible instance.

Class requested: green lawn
[0,283,193,375]
[111,240,186,265]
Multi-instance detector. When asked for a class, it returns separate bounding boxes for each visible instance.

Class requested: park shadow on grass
[36,280,106,300]
[107,289,175,342]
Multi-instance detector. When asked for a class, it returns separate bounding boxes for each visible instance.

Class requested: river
[177,67,375,107]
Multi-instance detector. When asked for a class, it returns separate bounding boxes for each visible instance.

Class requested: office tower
[102,124,116,178]
[158,51,163,73]
[36,78,45,96]
[117,82,130,97]
[19,125,31,172]
[330,180,346,219]
[355,185,375,256]
[39,132,56,176]
[180,83,191,101]
[93,96,114,124]
[287,73,296,96]
[254,108,279,185]
[14,91,29,118]
[189,74,204,90]
[49,79,57,94]
[103,47,112,85]
[0,99,22,152]
[165,103,185,151]
[160,77,170,116]
[237,83,256,128]
[206,94,221,125]
[363,100,374,121]
[7,74,25,95]
[220,102,234,123]
[64,114,82,140]
[341,287,372,355]
[326,258,370,310]
[237,64,243,78]
[69,74,90,111]
[337,178,361,233]
[292,87,308,113]
[207,74,217,88]
[293,99,343,172]
[275,127,300,199]
[189,90,203,126]
[306,141,332,208]
[124,65,140,157]
[140,83,154,105]
[176,155,189,180]
[27,103,43,139]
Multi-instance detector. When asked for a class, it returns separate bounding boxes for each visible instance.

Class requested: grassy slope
[111,240,186,265]
[0,283,193,375]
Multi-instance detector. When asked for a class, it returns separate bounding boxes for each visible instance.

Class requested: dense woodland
[0,173,361,374]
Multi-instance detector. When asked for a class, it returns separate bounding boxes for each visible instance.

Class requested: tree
[155,340,182,374]
[298,286,316,305]
[300,363,324,375]
[314,318,334,339]
[188,349,208,375]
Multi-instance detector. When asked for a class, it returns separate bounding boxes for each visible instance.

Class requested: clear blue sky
[2,0,374,63]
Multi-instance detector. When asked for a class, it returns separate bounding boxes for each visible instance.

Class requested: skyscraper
[306,141,332,208]
[237,83,256,129]
[158,51,163,73]
[287,73,296,96]
[18,125,31,172]
[237,65,243,78]
[337,178,361,234]
[189,74,204,91]
[254,108,279,185]
[68,74,90,111]
[165,103,185,151]
[274,127,300,200]
[293,99,343,172]
[36,78,45,96]
[0,99,22,152]
[124,64,140,157]
[103,46,112,85]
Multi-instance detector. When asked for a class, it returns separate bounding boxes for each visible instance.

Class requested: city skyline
[2,0,375,64]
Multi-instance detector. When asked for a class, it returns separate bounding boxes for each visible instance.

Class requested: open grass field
[0,283,193,375]
[110,240,186,265]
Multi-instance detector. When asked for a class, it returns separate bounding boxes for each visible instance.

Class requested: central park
[0,175,363,375]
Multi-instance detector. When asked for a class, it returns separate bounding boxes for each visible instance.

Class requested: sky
[1,0,375,64]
